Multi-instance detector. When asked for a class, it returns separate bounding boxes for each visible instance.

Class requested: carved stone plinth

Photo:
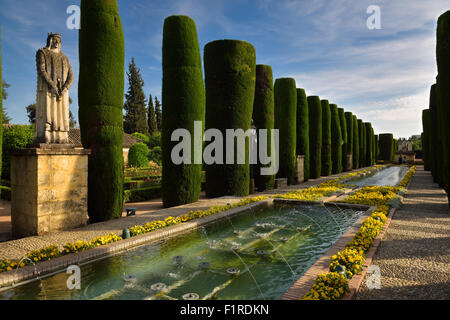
[10,147,91,238]
[346,154,353,171]
[295,155,305,184]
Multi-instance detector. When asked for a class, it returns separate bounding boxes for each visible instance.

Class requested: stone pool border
[279,203,377,300]
[0,199,274,290]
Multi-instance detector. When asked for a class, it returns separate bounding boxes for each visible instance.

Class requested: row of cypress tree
[422,10,450,207]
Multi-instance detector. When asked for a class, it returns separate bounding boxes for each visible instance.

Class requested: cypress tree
[330,104,342,174]
[379,133,394,161]
[374,134,379,163]
[123,58,149,135]
[358,119,365,167]
[436,11,450,201]
[147,94,157,136]
[321,100,332,176]
[345,112,353,170]
[392,139,397,161]
[162,15,205,207]
[274,78,297,185]
[429,84,439,182]
[371,128,376,165]
[204,40,256,197]
[308,96,322,179]
[296,88,310,181]
[155,96,162,131]
[422,109,431,171]
[338,108,348,171]
[365,123,373,166]
[79,0,125,222]
[253,65,275,191]
[352,115,359,168]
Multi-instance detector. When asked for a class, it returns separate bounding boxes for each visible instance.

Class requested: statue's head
[46,33,61,51]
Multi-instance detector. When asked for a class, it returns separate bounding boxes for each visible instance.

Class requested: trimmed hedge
[374,134,379,163]
[321,100,332,176]
[204,40,256,197]
[330,104,342,174]
[296,88,310,181]
[162,15,205,207]
[379,133,393,161]
[429,84,439,183]
[128,142,149,168]
[308,96,322,179]
[124,185,161,203]
[338,108,348,171]
[1,125,34,180]
[274,78,297,185]
[436,10,450,202]
[345,112,353,170]
[358,119,365,167]
[79,0,125,222]
[352,115,359,169]
[422,109,431,171]
[253,65,275,191]
[364,123,373,167]
[371,127,376,165]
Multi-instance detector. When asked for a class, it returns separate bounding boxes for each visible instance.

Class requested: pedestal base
[295,155,305,184]
[11,147,91,238]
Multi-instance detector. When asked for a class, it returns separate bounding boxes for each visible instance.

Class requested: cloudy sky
[0,0,448,138]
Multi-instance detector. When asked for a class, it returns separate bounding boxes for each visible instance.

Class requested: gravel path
[357,166,450,300]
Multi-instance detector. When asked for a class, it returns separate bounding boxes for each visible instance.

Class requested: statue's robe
[35,47,73,144]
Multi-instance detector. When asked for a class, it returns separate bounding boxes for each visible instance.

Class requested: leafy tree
[147,94,157,136]
[2,80,11,124]
[123,57,149,135]
[154,95,162,131]
[2,125,34,180]
[128,142,149,168]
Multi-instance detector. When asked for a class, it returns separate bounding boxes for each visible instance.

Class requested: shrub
[78,0,125,222]
[274,78,297,185]
[330,104,342,174]
[0,186,10,201]
[308,96,322,179]
[204,40,256,197]
[379,133,394,161]
[162,15,205,207]
[365,122,373,167]
[253,65,275,191]
[321,100,332,176]
[2,125,34,180]
[128,142,149,168]
[148,132,161,149]
[352,115,359,169]
[131,132,149,144]
[330,248,364,279]
[358,119,365,167]
[148,146,162,165]
[296,88,310,181]
[345,112,353,169]
[338,108,348,171]
[124,185,161,203]
[302,273,349,300]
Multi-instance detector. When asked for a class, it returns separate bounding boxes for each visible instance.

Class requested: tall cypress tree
[79,0,125,222]
[338,108,347,171]
[147,94,157,136]
[345,112,353,170]
[296,88,310,181]
[364,122,373,166]
[352,115,359,169]
[429,84,439,182]
[321,100,332,176]
[330,104,342,174]
[308,96,322,179]
[155,96,162,131]
[358,119,365,167]
[124,57,149,135]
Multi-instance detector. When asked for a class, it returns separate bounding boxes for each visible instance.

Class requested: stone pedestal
[346,154,353,171]
[295,155,305,184]
[10,147,91,238]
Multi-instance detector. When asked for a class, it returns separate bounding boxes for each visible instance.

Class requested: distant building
[396,137,416,164]
[68,128,142,167]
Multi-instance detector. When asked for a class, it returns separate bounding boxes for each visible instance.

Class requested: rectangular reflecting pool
[0,204,366,300]
[350,166,409,187]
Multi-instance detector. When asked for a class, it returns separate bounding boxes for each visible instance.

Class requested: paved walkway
[357,166,450,300]
[0,166,374,261]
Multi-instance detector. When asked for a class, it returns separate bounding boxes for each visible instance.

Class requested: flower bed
[301,166,416,300]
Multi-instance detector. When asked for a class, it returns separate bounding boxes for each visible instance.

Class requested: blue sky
[0,0,448,138]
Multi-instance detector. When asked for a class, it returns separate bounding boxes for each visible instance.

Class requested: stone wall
[11,148,90,238]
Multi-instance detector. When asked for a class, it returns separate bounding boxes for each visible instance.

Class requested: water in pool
[0,204,365,300]
[350,166,409,187]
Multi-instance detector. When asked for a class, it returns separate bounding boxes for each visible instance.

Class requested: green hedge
[436,10,450,201]
[379,133,393,161]
[321,100,332,176]
[253,65,275,191]
[308,96,322,179]
[2,125,34,180]
[124,185,161,203]
[330,104,342,174]
[204,40,256,197]
[422,109,431,171]
[374,134,379,163]
[345,112,353,170]
[358,119,365,167]
[364,123,373,167]
[128,142,149,168]
[429,84,439,183]
[352,115,359,169]
[371,127,376,165]
[338,108,348,171]
[274,78,297,185]
[296,88,310,181]
[79,0,125,222]
[0,186,10,201]
[162,15,205,207]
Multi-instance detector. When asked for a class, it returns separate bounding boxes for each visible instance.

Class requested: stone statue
[35,33,73,144]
